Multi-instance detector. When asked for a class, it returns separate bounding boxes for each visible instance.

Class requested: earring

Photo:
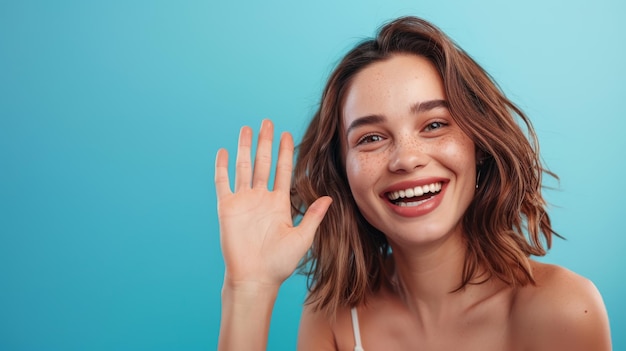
[476,159,484,190]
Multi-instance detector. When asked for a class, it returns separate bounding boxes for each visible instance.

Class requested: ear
[476,149,488,166]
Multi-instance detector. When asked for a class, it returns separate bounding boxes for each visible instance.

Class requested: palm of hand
[215,120,331,288]
[218,187,304,285]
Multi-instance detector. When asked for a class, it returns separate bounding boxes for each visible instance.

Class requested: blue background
[1,0,624,349]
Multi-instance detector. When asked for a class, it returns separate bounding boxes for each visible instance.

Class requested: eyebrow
[345,114,386,135]
[345,99,449,135]
[410,99,449,114]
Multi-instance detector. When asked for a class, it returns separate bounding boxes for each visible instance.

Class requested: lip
[380,177,448,217]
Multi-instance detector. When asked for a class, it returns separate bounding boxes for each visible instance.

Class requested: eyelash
[424,121,447,132]
[356,133,384,145]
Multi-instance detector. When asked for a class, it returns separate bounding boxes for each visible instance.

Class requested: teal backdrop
[1,0,624,349]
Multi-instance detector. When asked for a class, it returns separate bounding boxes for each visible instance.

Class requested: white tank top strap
[350,307,364,351]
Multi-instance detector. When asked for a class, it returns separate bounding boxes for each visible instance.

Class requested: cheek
[345,153,382,221]
[345,153,384,191]
[435,134,476,167]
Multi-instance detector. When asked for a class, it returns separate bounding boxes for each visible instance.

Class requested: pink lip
[381,177,448,217]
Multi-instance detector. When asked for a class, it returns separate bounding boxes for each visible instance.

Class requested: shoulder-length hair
[292,16,558,317]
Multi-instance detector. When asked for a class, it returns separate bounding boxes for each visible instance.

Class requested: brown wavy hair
[291,16,559,317]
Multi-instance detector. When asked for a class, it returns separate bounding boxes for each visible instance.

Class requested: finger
[234,126,253,192]
[252,119,274,188]
[215,148,232,199]
[296,196,333,246]
[273,132,294,192]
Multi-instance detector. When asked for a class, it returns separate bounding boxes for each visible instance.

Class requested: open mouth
[386,182,443,207]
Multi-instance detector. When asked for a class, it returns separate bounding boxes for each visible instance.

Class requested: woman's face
[342,54,477,247]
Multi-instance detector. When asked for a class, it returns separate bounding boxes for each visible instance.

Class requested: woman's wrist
[222,279,280,304]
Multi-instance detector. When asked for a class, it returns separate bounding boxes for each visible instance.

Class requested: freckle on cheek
[355,154,385,172]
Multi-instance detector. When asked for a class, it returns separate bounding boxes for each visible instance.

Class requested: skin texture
[215,55,611,350]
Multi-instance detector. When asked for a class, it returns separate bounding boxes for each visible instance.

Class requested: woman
[215,17,611,350]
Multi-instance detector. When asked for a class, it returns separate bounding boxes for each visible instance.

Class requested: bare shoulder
[511,260,612,350]
[297,302,336,351]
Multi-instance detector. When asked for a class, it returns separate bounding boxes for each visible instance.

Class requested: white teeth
[387,182,442,201]
[414,186,424,197]
[396,198,430,207]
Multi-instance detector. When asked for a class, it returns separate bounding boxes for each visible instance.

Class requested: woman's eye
[424,121,446,132]
[357,134,384,145]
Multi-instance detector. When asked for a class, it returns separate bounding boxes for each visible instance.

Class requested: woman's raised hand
[215,119,332,290]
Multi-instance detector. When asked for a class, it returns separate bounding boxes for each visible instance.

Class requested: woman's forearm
[218,282,279,351]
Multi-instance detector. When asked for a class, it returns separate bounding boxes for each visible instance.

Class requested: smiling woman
[215,16,611,351]
[342,54,477,249]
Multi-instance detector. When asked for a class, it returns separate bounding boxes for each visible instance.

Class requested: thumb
[297,196,333,246]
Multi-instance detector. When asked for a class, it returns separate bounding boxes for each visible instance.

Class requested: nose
[387,137,427,173]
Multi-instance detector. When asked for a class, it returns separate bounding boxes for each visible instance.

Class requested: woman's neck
[387,231,498,329]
